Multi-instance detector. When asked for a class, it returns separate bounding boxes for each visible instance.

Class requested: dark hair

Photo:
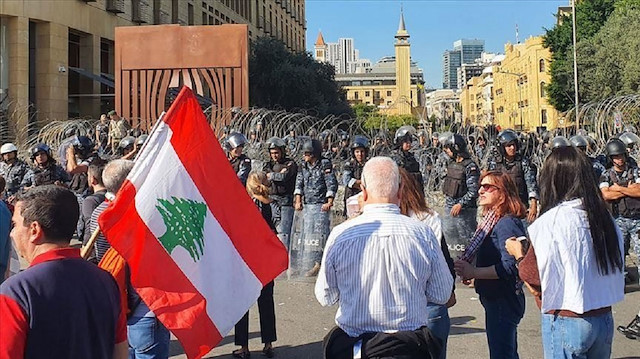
[88,158,107,186]
[0,175,5,193]
[15,185,79,243]
[480,171,526,218]
[398,168,433,218]
[539,147,623,275]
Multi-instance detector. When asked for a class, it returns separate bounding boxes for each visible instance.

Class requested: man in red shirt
[0,185,127,359]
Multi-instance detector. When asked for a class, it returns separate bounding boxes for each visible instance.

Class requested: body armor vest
[496,160,528,204]
[443,159,471,198]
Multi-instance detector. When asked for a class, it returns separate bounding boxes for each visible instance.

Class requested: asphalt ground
[169,277,640,359]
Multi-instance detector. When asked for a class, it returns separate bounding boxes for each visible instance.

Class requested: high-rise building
[0,0,306,141]
[454,39,485,65]
[442,39,485,89]
[314,33,370,75]
[442,50,461,89]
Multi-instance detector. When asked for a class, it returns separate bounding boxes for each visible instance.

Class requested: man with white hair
[315,156,453,359]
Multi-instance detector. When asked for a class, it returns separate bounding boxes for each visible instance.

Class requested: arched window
[539,59,545,72]
[540,82,546,98]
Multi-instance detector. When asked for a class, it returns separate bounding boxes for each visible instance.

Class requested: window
[386,90,392,96]
[540,82,546,98]
[539,59,545,72]
[541,109,548,124]
[188,4,194,25]
[365,91,371,97]
[354,92,359,100]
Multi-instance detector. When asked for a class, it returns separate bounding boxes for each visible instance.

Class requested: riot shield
[288,204,330,280]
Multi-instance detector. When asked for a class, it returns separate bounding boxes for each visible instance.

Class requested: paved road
[169,277,640,359]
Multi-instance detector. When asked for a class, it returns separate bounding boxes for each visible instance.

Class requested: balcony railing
[106,0,125,13]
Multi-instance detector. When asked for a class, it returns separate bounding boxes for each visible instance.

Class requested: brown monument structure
[114,24,249,131]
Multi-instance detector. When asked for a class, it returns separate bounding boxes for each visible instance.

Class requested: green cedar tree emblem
[156,196,207,262]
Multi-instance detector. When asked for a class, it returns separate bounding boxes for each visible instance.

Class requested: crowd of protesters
[1,116,640,359]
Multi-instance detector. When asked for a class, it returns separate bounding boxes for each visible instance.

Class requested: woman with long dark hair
[507,146,624,358]
[454,171,526,359]
[398,168,455,358]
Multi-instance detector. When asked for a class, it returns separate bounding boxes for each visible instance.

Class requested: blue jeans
[541,312,613,359]
[426,303,450,359]
[480,293,524,359]
[127,316,170,359]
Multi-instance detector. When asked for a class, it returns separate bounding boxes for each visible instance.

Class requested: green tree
[363,113,417,132]
[576,7,640,101]
[543,0,616,111]
[249,37,351,117]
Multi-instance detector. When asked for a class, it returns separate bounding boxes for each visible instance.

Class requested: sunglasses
[479,183,500,193]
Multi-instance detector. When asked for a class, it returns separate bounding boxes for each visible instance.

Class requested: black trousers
[234,281,277,346]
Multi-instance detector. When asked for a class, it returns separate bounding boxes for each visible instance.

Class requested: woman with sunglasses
[507,146,624,358]
[454,171,526,359]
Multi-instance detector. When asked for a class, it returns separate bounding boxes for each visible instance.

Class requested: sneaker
[617,315,640,340]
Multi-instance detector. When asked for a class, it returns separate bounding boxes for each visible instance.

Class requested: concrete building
[424,89,460,126]
[0,0,306,141]
[460,54,504,126]
[335,11,423,116]
[314,33,369,75]
[442,39,485,89]
[492,36,559,131]
[457,63,484,90]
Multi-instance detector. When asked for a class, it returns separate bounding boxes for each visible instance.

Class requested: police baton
[80,226,101,260]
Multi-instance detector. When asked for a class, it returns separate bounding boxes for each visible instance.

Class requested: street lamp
[496,70,525,130]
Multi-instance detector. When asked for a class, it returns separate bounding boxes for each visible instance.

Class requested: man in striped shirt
[315,156,453,358]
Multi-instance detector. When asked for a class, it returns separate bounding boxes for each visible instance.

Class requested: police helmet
[606,138,627,157]
[497,129,519,148]
[30,143,51,160]
[394,125,416,144]
[302,139,323,158]
[569,135,589,149]
[438,131,453,145]
[119,136,136,151]
[226,132,248,150]
[72,136,94,157]
[130,128,142,138]
[443,133,468,156]
[576,129,588,137]
[136,134,149,147]
[1,143,18,155]
[308,128,318,138]
[266,137,286,150]
[288,124,296,133]
[351,135,370,151]
[550,136,572,150]
[432,132,440,139]
[619,132,640,147]
[340,133,350,142]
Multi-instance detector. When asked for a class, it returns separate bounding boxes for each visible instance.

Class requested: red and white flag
[99,87,288,358]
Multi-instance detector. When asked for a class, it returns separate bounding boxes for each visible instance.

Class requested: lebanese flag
[98,87,288,359]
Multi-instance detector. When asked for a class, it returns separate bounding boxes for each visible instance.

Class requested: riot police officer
[226,132,251,187]
[342,135,369,215]
[338,132,351,161]
[66,135,97,197]
[293,139,338,277]
[0,143,29,199]
[391,125,423,189]
[263,136,298,249]
[441,133,480,258]
[21,143,70,189]
[619,131,640,166]
[570,134,605,178]
[600,138,640,284]
[118,136,137,160]
[487,129,539,223]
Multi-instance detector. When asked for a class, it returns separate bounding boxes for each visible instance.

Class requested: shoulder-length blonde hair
[481,170,526,218]
[246,171,271,203]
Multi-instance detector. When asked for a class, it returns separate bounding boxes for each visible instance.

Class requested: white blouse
[528,199,625,314]
[410,210,443,246]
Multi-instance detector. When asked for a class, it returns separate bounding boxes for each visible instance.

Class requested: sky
[305,0,567,89]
